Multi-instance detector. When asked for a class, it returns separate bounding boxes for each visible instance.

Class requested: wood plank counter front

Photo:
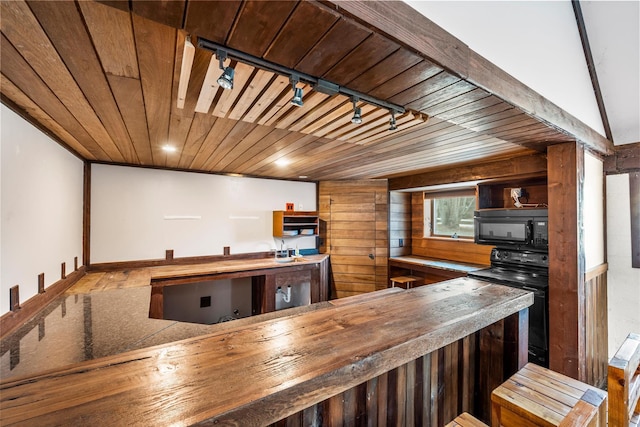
[0,278,533,426]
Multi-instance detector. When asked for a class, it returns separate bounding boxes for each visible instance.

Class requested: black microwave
[474,209,548,250]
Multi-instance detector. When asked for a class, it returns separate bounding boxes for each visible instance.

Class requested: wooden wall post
[631,172,639,268]
[83,161,91,267]
[548,142,586,381]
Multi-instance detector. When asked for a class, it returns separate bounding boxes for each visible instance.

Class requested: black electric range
[468,247,549,367]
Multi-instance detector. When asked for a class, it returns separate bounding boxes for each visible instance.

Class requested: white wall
[405,0,605,138]
[91,164,317,263]
[581,1,640,145]
[606,173,640,357]
[0,105,84,315]
[583,153,604,270]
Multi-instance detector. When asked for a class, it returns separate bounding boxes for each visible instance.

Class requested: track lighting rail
[197,38,406,116]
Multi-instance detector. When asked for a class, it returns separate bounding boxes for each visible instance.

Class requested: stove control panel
[491,248,549,268]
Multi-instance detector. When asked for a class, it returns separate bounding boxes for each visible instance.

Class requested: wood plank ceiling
[0,0,579,181]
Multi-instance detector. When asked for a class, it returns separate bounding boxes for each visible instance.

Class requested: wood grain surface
[1,278,532,426]
[1,0,610,182]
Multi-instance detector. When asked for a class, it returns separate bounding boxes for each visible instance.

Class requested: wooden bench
[390,275,420,288]
[608,333,640,427]
[491,363,607,427]
[445,412,488,426]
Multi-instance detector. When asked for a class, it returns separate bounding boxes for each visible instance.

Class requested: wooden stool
[608,333,640,427]
[390,275,419,289]
[445,412,488,427]
[491,363,607,427]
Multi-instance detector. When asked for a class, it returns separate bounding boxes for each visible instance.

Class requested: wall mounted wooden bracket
[38,273,45,294]
[10,285,20,312]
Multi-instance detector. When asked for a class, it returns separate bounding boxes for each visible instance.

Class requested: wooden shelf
[477,176,548,210]
[273,211,319,238]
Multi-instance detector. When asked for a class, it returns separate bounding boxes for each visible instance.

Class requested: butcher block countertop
[0,277,532,426]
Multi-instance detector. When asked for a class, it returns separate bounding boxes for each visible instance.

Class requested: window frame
[423,188,477,239]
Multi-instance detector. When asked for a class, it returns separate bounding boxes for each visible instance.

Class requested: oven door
[474,217,532,246]
[468,268,549,367]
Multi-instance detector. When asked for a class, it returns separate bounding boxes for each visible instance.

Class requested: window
[424,189,476,238]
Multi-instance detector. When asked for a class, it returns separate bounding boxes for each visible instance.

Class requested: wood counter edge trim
[148,256,329,283]
[200,288,534,425]
[0,267,86,340]
[86,251,298,272]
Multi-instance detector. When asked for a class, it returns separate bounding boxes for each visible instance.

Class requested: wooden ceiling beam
[423,88,491,118]
[324,0,613,155]
[388,153,548,190]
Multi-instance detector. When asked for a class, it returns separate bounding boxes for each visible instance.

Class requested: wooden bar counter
[0,278,532,426]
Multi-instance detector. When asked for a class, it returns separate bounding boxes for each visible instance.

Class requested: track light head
[351,97,362,124]
[389,110,397,131]
[290,75,303,107]
[217,66,234,90]
[351,107,362,124]
[291,87,304,107]
[216,49,234,90]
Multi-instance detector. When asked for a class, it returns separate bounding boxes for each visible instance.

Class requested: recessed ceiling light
[299,175,308,179]
[275,158,290,167]
[162,145,177,153]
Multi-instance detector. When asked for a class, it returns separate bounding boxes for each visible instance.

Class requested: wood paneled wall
[584,263,609,388]
[390,191,411,258]
[319,180,389,298]
[411,192,492,265]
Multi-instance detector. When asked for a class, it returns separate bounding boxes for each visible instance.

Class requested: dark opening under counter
[0,278,532,426]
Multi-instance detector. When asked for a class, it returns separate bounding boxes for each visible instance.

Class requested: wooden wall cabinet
[272,211,319,237]
[477,176,548,209]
